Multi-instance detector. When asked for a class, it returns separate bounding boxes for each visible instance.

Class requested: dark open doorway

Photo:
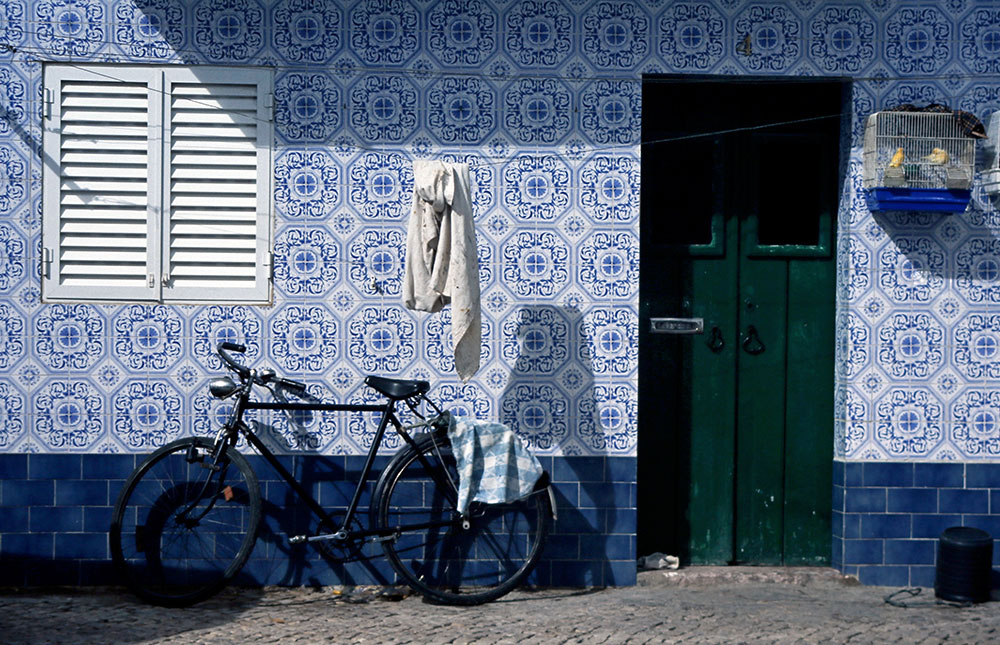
[638,77,848,565]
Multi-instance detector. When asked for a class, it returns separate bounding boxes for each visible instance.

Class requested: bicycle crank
[289,525,365,563]
[288,528,349,544]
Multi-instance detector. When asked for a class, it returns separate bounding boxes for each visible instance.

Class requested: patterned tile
[274,149,341,219]
[349,74,418,143]
[110,379,183,449]
[348,0,419,67]
[658,2,726,72]
[273,225,342,298]
[112,0,186,60]
[732,3,803,73]
[426,0,497,68]
[580,1,651,70]
[885,6,952,76]
[503,0,574,68]
[192,0,265,63]
[274,71,342,143]
[271,0,342,65]
[33,0,106,58]
[810,6,876,74]
[426,76,498,145]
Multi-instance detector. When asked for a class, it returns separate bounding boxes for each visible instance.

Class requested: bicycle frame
[214,366,459,548]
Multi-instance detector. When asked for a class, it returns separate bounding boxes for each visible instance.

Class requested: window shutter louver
[42,68,161,301]
[42,65,272,304]
[163,69,272,303]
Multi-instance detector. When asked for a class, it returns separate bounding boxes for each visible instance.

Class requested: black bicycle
[110,342,553,607]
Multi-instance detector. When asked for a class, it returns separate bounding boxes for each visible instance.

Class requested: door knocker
[706,326,725,354]
[742,325,765,355]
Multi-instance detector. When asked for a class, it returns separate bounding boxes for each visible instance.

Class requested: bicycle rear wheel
[110,437,261,607]
[374,431,550,605]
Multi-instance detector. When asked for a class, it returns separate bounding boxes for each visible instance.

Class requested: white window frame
[42,64,274,304]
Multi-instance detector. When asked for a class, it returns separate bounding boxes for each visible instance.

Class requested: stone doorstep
[637,566,859,588]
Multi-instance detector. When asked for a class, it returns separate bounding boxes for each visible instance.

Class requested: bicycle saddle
[365,375,430,400]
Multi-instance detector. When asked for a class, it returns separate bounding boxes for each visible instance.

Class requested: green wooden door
[637,79,843,565]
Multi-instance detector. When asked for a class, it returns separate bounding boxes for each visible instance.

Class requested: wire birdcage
[862,111,976,212]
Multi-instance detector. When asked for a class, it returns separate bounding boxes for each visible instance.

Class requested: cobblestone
[2,568,999,644]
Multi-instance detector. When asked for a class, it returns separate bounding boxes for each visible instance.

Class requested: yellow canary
[922,147,949,164]
[888,147,904,168]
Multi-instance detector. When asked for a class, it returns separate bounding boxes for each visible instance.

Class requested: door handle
[706,326,725,353]
[742,325,765,355]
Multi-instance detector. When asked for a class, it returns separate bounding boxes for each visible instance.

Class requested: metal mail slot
[649,317,704,334]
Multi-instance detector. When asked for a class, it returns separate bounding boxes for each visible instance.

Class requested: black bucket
[935,526,993,604]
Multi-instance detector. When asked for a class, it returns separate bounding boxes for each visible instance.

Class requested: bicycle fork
[173,442,232,528]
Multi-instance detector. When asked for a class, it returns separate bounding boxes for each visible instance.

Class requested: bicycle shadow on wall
[241,398,397,589]
[499,304,620,587]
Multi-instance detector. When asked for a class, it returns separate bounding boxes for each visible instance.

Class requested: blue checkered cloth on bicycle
[446,414,544,514]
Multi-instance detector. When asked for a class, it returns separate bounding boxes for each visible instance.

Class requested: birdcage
[862,110,976,212]
[982,111,1000,196]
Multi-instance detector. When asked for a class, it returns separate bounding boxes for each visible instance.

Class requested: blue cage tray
[864,187,971,213]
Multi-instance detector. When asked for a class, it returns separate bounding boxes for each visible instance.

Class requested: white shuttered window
[42,65,273,303]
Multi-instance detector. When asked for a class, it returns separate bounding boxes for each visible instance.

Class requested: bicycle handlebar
[217,342,307,393]
[217,342,250,378]
[276,376,308,393]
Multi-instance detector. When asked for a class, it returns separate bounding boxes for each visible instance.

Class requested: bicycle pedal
[289,535,307,544]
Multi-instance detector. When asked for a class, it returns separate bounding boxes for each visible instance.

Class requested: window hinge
[41,248,51,278]
[265,93,274,122]
[44,88,53,120]
[148,273,155,289]
[266,251,274,279]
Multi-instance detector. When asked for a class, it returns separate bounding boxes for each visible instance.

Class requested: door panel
[638,78,843,565]
[640,133,737,564]
[687,206,738,563]
[735,252,788,564]
[784,259,836,564]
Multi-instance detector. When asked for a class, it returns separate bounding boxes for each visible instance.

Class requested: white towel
[403,160,481,381]
[445,414,544,514]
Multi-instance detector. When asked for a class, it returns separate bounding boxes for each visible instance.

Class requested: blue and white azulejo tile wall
[0,0,645,587]
[1,0,1000,588]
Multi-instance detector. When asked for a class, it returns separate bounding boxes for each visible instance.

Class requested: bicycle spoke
[111,438,261,607]
[376,431,548,604]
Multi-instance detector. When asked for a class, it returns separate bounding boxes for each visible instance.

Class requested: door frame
[636,74,851,565]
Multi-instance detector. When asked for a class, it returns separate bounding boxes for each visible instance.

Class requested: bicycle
[110,341,554,607]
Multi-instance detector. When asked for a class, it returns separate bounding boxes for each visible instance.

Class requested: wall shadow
[498,304,623,585]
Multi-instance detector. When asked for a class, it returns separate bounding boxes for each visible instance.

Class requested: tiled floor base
[834,460,1000,587]
[0,453,637,587]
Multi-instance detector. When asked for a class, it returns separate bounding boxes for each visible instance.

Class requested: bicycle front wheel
[374,431,550,605]
[110,437,261,607]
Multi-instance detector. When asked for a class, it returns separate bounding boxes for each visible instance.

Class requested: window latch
[147,274,155,289]
[161,273,170,286]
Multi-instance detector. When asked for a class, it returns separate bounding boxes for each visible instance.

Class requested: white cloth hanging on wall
[403,160,481,381]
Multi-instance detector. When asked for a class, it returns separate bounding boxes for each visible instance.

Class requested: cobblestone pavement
[2,568,999,644]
